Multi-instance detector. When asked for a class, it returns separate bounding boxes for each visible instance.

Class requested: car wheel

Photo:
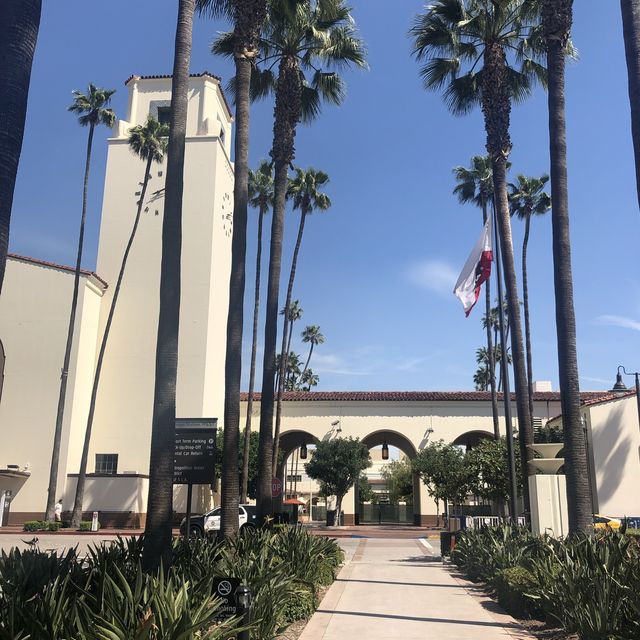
[189,525,203,539]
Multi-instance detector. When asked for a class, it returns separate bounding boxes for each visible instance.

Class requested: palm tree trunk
[70,155,153,528]
[257,56,301,523]
[483,43,533,518]
[45,123,95,522]
[521,215,535,428]
[219,54,253,541]
[543,0,592,534]
[621,0,640,210]
[242,206,265,504]
[302,342,315,377]
[0,0,41,295]
[143,0,194,572]
[273,210,308,468]
[482,200,500,439]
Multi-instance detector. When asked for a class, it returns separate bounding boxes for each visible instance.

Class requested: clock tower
[67,73,234,480]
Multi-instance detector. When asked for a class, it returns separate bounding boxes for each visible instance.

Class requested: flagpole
[492,203,519,519]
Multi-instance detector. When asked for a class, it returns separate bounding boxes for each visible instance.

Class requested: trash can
[440,531,456,557]
[326,510,336,526]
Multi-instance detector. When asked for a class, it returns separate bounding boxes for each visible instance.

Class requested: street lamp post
[612,365,640,433]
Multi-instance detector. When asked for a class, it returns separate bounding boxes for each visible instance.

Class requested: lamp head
[381,439,389,460]
[612,366,628,392]
[300,443,308,459]
[235,584,251,608]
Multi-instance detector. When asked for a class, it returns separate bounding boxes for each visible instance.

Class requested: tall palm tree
[282,299,303,369]
[621,0,640,210]
[301,324,325,375]
[542,0,591,533]
[46,85,116,522]
[0,0,41,294]
[509,173,551,425]
[300,368,318,391]
[241,160,273,504]
[273,167,331,467]
[215,0,365,522]
[411,0,549,517]
[198,0,268,539]
[143,0,196,571]
[453,155,502,439]
[70,117,169,528]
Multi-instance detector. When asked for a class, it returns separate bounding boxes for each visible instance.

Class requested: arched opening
[356,430,421,526]
[275,430,320,523]
[452,429,493,452]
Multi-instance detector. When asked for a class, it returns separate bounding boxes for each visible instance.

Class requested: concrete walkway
[300,538,532,640]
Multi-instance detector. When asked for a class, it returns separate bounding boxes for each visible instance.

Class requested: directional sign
[271,476,282,498]
[173,419,217,485]
[212,577,241,620]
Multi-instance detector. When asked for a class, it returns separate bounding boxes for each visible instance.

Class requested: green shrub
[79,520,100,531]
[22,520,43,532]
[492,566,540,619]
[281,583,317,623]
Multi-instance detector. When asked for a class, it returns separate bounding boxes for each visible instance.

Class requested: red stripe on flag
[464,250,493,317]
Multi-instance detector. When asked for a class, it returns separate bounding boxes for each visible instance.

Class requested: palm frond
[196,0,233,20]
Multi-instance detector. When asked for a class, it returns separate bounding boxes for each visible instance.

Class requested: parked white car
[180,504,258,537]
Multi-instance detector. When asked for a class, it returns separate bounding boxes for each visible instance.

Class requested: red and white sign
[271,477,282,498]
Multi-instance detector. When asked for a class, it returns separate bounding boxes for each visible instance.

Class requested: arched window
[0,340,5,403]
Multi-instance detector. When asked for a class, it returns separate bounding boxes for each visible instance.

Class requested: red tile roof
[8,253,108,289]
[124,72,233,119]
[239,390,608,403]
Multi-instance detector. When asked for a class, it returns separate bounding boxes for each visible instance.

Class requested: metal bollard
[235,584,251,640]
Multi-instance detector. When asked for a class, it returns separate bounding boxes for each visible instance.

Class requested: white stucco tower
[75,73,234,480]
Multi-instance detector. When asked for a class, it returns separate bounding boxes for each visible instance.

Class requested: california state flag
[453,216,493,316]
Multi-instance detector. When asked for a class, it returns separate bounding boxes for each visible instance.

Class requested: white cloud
[595,315,640,332]
[405,259,458,297]
[311,352,374,376]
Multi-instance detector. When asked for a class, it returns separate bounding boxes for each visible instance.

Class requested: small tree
[465,437,522,510]
[358,473,374,503]
[305,437,371,525]
[381,460,414,504]
[413,440,470,524]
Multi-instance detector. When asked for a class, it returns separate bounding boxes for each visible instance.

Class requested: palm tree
[411,0,548,517]
[453,155,502,438]
[215,0,366,522]
[45,85,116,522]
[621,0,640,210]
[241,160,273,504]
[273,167,331,467]
[70,117,168,528]
[509,173,551,426]
[198,0,268,539]
[301,324,325,375]
[542,0,591,533]
[142,0,196,572]
[0,0,42,294]
[300,368,319,391]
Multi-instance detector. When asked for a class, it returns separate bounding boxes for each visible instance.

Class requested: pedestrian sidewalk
[299,537,532,640]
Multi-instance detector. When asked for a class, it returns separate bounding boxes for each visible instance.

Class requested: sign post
[174,419,217,536]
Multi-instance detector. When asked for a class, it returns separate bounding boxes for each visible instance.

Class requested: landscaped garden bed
[0,527,343,639]
[447,524,640,639]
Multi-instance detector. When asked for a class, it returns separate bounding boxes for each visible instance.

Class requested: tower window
[95,453,118,475]
[157,107,171,127]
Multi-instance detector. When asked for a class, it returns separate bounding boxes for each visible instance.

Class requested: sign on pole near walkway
[173,418,217,485]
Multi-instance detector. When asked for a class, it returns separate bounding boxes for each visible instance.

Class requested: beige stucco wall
[0,259,105,518]
[588,395,640,517]
[89,76,233,477]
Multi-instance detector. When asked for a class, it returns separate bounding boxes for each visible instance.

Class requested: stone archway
[452,429,493,452]
[357,429,421,526]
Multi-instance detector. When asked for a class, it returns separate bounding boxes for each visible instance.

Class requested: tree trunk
[543,0,592,534]
[0,0,41,295]
[522,214,535,427]
[143,0,194,572]
[46,123,95,522]
[482,43,533,519]
[621,0,640,210]
[242,207,265,503]
[70,155,153,528]
[219,55,253,540]
[302,342,314,377]
[273,209,308,468]
[483,200,500,439]
[257,56,301,524]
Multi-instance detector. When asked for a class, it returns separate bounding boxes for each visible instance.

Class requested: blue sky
[10,2,640,392]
